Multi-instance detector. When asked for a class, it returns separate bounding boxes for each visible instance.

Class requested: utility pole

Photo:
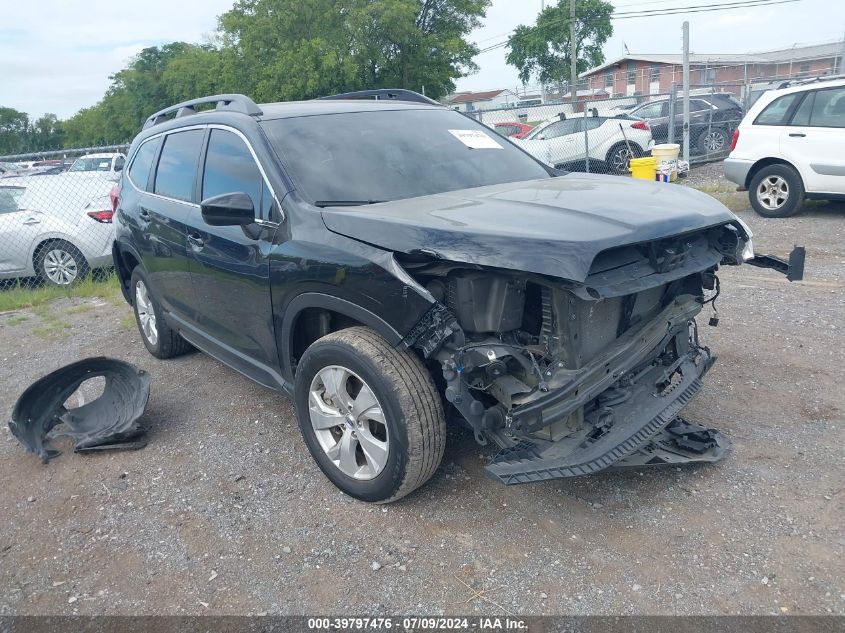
[570,0,578,108]
[840,32,845,74]
[682,21,690,164]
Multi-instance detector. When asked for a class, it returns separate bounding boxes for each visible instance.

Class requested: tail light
[631,120,650,130]
[730,128,740,151]
[87,210,114,223]
[109,185,119,213]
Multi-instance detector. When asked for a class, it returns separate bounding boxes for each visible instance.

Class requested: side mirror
[200,192,255,226]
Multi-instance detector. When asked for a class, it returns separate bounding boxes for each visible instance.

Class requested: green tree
[27,114,64,151]
[506,0,613,86]
[0,107,30,155]
[218,0,489,101]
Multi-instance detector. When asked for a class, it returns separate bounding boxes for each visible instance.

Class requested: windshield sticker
[448,129,503,149]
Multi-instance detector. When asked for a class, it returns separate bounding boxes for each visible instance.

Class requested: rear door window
[635,101,666,119]
[754,93,801,125]
[201,129,264,216]
[154,129,205,202]
[0,187,25,214]
[127,138,160,190]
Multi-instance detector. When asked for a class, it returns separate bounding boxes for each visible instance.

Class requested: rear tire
[697,127,729,156]
[606,143,641,176]
[748,164,804,218]
[294,326,446,503]
[35,240,89,287]
[129,267,192,359]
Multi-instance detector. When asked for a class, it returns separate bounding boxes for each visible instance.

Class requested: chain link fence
[469,83,745,177]
[0,145,127,290]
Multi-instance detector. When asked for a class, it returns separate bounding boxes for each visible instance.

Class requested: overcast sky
[1,0,843,119]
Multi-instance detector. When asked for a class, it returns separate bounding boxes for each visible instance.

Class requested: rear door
[185,126,279,377]
[144,128,205,321]
[779,86,845,193]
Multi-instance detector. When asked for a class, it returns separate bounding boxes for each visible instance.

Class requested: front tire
[35,240,89,287]
[129,267,192,359]
[294,326,446,503]
[749,164,804,218]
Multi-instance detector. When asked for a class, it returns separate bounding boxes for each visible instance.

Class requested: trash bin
[629,156,657,180]
[651,143,681,181]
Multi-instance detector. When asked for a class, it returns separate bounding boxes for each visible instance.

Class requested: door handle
[138,208,151,220]
[789,133,806,137]
[187,233,205,248]
[22,217,41,225]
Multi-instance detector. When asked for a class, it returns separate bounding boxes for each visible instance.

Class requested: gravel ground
[1,164,843,616]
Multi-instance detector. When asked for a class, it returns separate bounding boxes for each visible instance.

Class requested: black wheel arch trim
[113,240,145,304]
[745,158,806,191]
[279,292,406,381]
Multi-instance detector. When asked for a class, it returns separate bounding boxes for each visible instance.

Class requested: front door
[0,186,41,276]
[185,127,279,380]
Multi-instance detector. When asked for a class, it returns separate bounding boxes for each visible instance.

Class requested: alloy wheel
[308,365,389,480]
[702,130,726,153]
[134,280,158,346]
[611,147,634,174]
[43,249,79,285]
[756,175,789,211]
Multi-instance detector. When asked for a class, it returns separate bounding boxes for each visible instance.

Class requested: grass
[119,311,137,331]
[6,315,28,325]
[0,273,123,314]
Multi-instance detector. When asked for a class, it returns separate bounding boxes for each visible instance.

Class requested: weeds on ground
[0,273,122,313]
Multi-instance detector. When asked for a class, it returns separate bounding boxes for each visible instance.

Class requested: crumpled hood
[320,173,737,282]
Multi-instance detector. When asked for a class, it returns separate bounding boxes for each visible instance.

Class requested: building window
[650,64,661,82]
[605,71,613,88]
[627,61,636,85]
[800,62,811,76]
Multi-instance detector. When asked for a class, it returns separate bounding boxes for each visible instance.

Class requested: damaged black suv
[113,90,803,503]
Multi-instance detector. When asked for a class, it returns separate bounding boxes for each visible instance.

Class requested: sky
[1,0,843,119]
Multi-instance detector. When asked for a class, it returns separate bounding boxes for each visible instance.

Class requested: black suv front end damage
[401,221,802,484]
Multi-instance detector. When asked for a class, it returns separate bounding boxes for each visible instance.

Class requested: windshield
[69,157,113,172]
[260,108,550,204]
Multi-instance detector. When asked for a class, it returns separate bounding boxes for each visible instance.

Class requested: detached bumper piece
[485,350,717,485]
[747,245,805,281]
[612,418,730,469]
[8,357,151,463]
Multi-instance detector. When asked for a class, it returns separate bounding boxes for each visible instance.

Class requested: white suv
[513,114,654,175]
[724,77,845,217]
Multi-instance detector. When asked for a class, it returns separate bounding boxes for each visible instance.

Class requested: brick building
[581,40,844,97]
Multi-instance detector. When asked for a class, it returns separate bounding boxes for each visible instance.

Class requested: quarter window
[127,138,160,190]
[807,87,845,128]
[154,129,205,202]
[202,129,264,215]
[754,93,801,125]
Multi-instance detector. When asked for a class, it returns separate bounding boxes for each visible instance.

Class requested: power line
[474,0,801,54]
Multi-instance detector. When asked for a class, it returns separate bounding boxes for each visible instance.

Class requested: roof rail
[317,89,441,106]
[142,94,263,130]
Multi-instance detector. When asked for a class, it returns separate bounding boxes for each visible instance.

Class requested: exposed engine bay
[400,222,803,483]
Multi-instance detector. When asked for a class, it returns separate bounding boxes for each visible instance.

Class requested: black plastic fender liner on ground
[8,357,151,463]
